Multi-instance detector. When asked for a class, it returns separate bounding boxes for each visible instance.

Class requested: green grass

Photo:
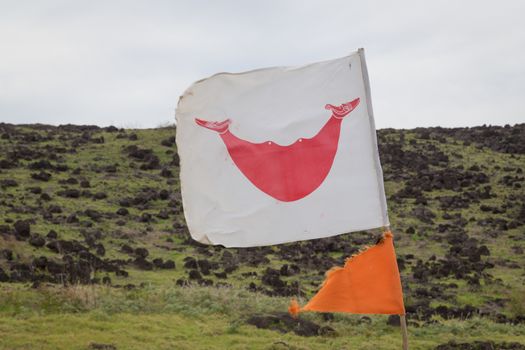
[1,125,524,348]
[1,283,524,350]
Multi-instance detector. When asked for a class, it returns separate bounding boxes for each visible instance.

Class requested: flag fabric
[176,49,389,247]
[289,231,405,317]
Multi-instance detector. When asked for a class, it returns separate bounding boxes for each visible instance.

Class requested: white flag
[176,49,389,247]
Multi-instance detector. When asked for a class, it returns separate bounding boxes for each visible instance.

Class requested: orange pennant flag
[289,231,405,316]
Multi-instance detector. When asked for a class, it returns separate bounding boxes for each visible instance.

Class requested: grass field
[0,123,524,349]
[1,284,524,350]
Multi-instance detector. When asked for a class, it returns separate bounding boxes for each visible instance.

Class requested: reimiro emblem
[195,98,360,202]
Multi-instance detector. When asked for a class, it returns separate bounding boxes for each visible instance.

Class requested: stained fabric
[176,49,389,247]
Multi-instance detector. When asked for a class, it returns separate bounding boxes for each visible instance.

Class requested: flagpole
[400,314,409,350]
[382,225,408,350]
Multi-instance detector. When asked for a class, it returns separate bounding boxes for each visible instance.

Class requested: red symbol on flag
[195,98,360,202]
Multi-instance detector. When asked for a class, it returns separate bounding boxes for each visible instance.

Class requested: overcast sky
[1,0,524,129]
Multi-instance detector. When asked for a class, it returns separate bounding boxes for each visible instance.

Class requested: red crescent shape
[195,98,360,202]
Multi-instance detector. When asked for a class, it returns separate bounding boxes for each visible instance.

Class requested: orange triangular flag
[289,231,405,316]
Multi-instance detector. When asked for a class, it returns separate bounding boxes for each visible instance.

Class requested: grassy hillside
[0,123,524,349]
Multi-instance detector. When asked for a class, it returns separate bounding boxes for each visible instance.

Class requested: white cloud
[0,0,523,128]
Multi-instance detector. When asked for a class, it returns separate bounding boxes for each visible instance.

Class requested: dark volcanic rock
[183,257,198,269]
[113,269,128,278]
[0,225,12,235]
[214,271,227,279]
[31,171,52,181]
[27,186,42,194]
[246,313,334,337]
[162,260,175,269]
[261,268,285,289]
[14,220,31,238]
[33,256,48,269]
[134,247,149,258]
[0,158,17,169]
[176,278,188,286]
[1,249,14,261]
[447,124,525,154]
[280,264,300,276]
[85,209,102,221]
[116,208,129,216]
[80,179,91,188]
[59,188,80,198]
[134,257,153,270]
[157,209,170,219]
[66,214,79,223]
[188,269,202,280]
[95,244,106,256]
[120,244,134,254]
[93,192,107,200]
[197,259,212,275]
[0,267,9,282]
[140,213,152,222]
[104,165,117,173]
[386,315,401,326]
[159,189,169,200]
[171,153,180,166]
[88,342,117,350]
[412,206,436,224]
[161,136,175,147]
[46,239,88,255]
[9,263,32,282]
[435,340,525,350]
[29,234,46,247]
[0,179,18,188]
[152,258,164,268]
[160,168,173,178]
[48,205,62,214]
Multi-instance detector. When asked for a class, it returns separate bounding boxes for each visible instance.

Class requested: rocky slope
[0,122,524,331]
